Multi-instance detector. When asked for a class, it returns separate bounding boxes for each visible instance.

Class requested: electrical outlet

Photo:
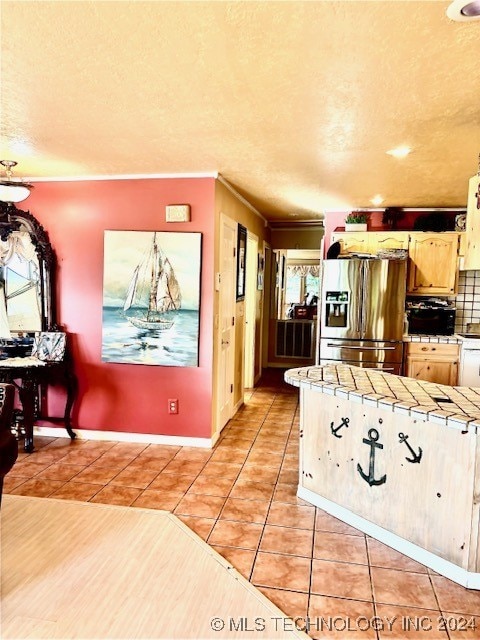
[168,399,178,414]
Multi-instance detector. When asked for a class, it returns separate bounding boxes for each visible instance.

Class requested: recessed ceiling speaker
[447,0,480,21]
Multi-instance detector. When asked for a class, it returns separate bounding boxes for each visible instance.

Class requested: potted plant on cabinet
[345,212,368,232]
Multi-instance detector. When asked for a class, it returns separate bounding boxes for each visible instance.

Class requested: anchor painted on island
[330,417,349,438]
[398,432,422,464]
[357,428,387,486]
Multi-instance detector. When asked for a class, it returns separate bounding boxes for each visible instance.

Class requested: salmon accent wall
[24,178,216,439]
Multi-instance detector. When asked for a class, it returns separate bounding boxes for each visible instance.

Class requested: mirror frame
[0,201,57,332]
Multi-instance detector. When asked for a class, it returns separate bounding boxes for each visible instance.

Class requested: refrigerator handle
[354,261,363,334]
[360,260,369,337]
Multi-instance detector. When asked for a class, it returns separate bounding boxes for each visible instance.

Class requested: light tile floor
[4,369,480,639]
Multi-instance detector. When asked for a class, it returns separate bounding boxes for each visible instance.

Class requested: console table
[0,357,77,452]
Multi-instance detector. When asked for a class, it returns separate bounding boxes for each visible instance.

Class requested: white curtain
[287,264,320,277]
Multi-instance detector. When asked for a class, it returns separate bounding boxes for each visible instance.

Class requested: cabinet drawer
[405,342,459,357]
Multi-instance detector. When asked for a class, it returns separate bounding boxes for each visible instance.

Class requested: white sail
[156,257,181,313]
[123,265,139,311]
[124,235,181,331]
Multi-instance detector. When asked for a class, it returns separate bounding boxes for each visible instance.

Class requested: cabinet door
[371,232,409,252]
[405,356,458,386]
[407,233,459,295]
[331,232,371,255]
[464,175,480,270]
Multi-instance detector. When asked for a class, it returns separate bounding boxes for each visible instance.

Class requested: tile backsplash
[455,270,480,332]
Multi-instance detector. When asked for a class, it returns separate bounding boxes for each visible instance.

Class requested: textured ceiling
[1,1,479,222]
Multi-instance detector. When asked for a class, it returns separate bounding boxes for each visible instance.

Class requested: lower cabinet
[404,342,459,386]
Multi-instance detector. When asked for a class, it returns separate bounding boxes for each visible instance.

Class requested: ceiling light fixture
[0,160,33,204]
[371,195,384,206]
[447,0,480,21]
[386,146,411,158]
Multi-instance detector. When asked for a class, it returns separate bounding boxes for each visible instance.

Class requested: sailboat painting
[102,231,202,367]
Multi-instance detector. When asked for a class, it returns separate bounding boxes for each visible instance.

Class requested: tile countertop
[403,334,462,344]
[285,364,480,434]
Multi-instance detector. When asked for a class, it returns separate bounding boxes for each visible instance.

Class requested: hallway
[4,369,479,638]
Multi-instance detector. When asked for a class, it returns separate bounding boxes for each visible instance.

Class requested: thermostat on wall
[166,204,191,222]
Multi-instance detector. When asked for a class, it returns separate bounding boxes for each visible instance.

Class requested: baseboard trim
[233,398,244,413]
[34,426,214,449]
[297,486,480,590]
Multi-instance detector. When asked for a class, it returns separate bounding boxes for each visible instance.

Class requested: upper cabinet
[331,231,410,255]
[370,232,409,253]
[407,232,459,296]
[330,230,460,296]
[331,231,370,254]
[463,174,480,271]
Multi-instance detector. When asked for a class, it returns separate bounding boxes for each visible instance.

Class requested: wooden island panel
[301,391,475,568]
[288,364,480,590]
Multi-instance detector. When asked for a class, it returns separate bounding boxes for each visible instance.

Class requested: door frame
[213,213,237,441]
[244,231,258,389]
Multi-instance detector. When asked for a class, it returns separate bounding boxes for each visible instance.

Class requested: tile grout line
[206,387,276,550]
[246,389,297,588]
[365,536,381,640]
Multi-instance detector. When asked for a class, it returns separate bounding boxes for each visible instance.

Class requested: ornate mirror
[0,202,56,347]
[0,202,75,454]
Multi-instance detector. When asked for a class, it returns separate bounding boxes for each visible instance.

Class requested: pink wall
[23,178,216,439]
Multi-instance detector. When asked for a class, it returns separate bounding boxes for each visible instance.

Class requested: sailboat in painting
[123,232,181,331]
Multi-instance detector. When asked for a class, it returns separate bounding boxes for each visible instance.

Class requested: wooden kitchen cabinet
[407,232,460,296]
[370,232,409,252]
[331,231,409,255]
[404,342,459,386]
[331,232,370,254]
[463,174,480,270]
[330,231,460,296]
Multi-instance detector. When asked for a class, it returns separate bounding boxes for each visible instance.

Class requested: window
[283,264,320,318]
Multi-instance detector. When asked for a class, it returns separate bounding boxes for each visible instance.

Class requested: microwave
[406,306,456,336]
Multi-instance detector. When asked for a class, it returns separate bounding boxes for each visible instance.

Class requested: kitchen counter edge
[285,364,480,434]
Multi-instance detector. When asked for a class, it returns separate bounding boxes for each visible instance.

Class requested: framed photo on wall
[257,253,264,290]
[236,224,247,300]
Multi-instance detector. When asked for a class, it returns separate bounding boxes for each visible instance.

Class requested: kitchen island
[285,364,480,590]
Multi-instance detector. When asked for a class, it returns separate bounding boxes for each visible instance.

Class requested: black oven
[406,300,456,336]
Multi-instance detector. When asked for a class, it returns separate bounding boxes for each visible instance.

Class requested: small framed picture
[236,224,247,300]
[257,253,264,290]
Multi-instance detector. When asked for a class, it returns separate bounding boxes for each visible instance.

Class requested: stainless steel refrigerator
[318,257,407,374]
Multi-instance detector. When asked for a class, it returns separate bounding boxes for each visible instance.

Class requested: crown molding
[271,225,325,232]
[325,207,466,214]
[217,174,269,226]
[270,219,324,228]
[26,171,219,182]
